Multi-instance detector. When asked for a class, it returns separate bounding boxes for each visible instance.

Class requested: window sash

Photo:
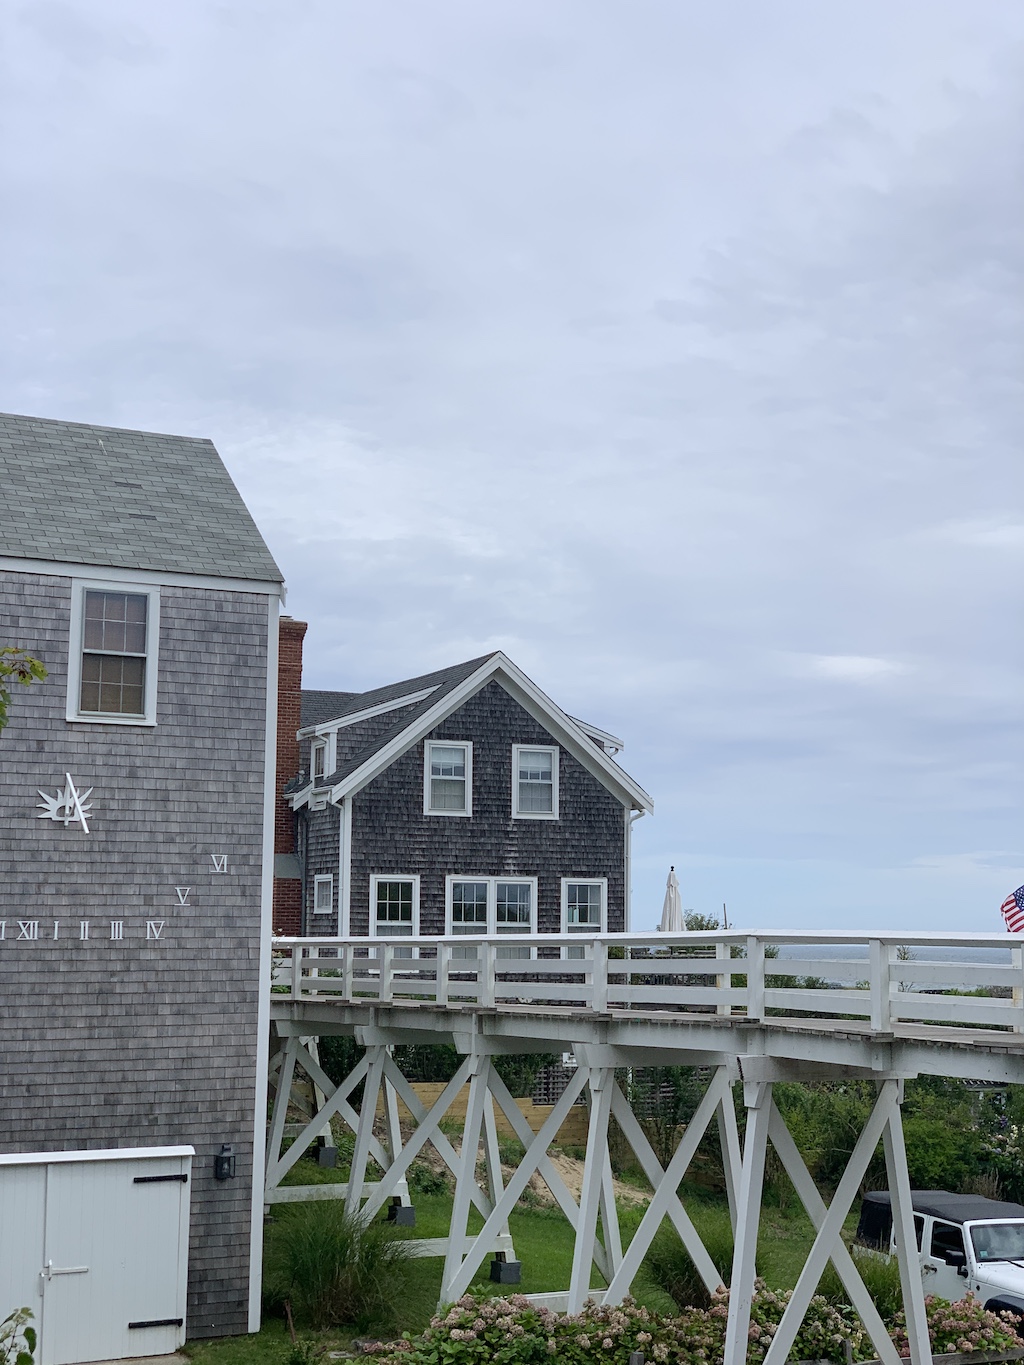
[312,742,326,778]
[427,742,470,813]
[79,590,149,716]
[513,746,558,817]
[313,875,334,914]
[375,879,415,936]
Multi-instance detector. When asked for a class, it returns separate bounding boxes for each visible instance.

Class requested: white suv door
[924,1217,969,1302]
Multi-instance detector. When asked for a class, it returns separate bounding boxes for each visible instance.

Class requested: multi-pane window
[512,745,558,818]
[564,881,605,931]
[79,590,148,716]
[311,741,327,780]
[373,878,417,936]
[425,741,472,815]
[447,878,536,935]
[313,874,334,915]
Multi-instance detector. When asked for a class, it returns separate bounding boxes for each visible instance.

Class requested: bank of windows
[512,745,558,819]
[447,876,536,959]
[67,582,160,725]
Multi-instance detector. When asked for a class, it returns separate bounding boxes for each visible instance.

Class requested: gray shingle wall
[0,568,270,1339]
[0,412,282,582]
[304,680,626,936]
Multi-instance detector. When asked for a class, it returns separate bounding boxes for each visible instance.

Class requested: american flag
[1000,885,1024,934]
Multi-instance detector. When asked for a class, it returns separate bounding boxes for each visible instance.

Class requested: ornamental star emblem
[37,773,94,833]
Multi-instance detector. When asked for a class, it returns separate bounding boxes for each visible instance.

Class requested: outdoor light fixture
[213,1144,235,1180]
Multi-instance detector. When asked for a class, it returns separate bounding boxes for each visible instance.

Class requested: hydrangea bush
[890,1293,1022,1358]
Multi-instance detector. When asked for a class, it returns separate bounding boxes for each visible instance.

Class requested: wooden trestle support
[266,1034,933,1365]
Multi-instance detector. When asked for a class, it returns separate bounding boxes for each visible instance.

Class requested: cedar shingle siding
[303,680,627,935]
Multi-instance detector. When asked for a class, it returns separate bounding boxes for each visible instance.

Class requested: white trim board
[0,555,284,599]
[0,1145,195,1167]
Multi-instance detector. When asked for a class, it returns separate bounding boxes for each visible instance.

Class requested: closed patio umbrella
[659,865,685,933]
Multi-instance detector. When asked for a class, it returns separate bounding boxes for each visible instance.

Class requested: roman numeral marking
[175,887,191,906]
[110,921,124,940]
[211,854,228,873]
[17,920,39,941]
[146,921,166,940]
[80,921,90,940]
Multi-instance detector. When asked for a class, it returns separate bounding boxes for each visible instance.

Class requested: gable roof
[0,411,282,582]
[292,652,653,814]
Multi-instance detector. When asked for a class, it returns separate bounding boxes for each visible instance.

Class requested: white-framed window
[311,740,327,780]
[446,876,537,935]
[561,879,607,933]
[424,741,473,816]
[312,874,334,915]
[370,875,420,937]
[66,580,160,725]
[512,744,559,819]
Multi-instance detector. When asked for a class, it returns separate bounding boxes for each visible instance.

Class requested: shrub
[265,1202,412,1331]
[645,1206,734,1309]
[817,1249,904,1321]
[407,1160,450,1196]
[0,1308,35,1365]
[890,1292,1023,1357]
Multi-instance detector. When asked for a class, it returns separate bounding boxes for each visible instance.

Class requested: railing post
[379,943,394,1004]
[716,940,731,1016]
[290,942,304,999]
[591,938,608,1013]
[479,940,496,1008]
[341,943,353,1002]
[870,939,891,1032]
[746,935,764,1022]
[1013,947,1024,1034]
[437,942,451,1007]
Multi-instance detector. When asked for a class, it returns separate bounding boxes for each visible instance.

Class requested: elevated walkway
[268,930,1024,1365]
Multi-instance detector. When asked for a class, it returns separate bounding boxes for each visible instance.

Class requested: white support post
[723,1081,772,1365]
[717,1082,742,1232]
[591,939,609,1013]
[883,1081,933,1365]
[604,1069,729,1303]
[441,1054,491,1303]
[599,1147,622,1278]
[307,1037,337,1152]
[379,943,394,1005]
[479,942,496,1008]
[341,943,354,1002]
[716,941,731,1016]
[746,935,765,1022]
[437,942,451,1007]
[870,938,891,1032]
[346,1046,386,1219]
[567,1066,615,1313]
[265,1035,299,1186]
[766,1098,902,1365]
[760,1081,900,1365]
[290,943,305,998]
[481,1087,504,1216]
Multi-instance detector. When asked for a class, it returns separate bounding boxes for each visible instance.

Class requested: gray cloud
[2,1,1023,929]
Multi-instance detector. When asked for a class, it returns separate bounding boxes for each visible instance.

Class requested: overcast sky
[3,1,1023,932]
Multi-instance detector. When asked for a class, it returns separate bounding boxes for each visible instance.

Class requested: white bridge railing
[271,930,1024,1035]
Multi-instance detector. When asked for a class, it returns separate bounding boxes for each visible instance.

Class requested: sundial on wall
[36,773,94,832]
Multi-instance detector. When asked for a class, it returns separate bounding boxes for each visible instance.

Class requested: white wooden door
[0,1149,191,1365]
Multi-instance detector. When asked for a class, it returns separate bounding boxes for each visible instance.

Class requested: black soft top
[857,1191,1024,1247]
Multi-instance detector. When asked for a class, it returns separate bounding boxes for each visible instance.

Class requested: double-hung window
[447,876,536,958]
[311,740,327,780]
[67,581,160,724]
[561,878,607,959]
[371,876,419,938]
[425,741,472,815]
[512,745,558,818]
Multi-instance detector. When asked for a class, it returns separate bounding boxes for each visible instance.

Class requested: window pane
[83,591,147,654]
[376,881,413,926]
[567,883,603,929]
[431,746,466,778]
[518,781,552,813]
[314,878,333,911]
[452,882,488,933]
[80,654,145,715]
[312,744,326,777]
[496,882,532,932]
[518,751,552,782]
[431,777,466,811]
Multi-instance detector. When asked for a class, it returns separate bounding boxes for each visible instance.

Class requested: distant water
[774,942,1011,990]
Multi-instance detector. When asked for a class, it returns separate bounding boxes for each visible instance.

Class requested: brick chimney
[273,616,307,935]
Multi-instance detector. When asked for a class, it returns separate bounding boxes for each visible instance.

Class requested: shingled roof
[0,411,282,582]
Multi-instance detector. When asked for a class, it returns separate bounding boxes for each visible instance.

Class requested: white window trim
[444,874,538,936]
[66,579,160,726]
[560,877,608,934]
[512,744,559,820]
[369,874,421,937]
[424,740,473,817]
[311,739,327,780]
[312,873,334,915]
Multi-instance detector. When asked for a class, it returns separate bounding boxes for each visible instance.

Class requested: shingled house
[0,413,282,1358]
[279,650,653,943]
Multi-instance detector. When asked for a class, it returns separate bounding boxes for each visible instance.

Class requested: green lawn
[184,1166,830,1363]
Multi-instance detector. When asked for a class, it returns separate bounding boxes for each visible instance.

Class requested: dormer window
[512,745,558,819]
[311,740,327,780]
[424,741,472,816]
